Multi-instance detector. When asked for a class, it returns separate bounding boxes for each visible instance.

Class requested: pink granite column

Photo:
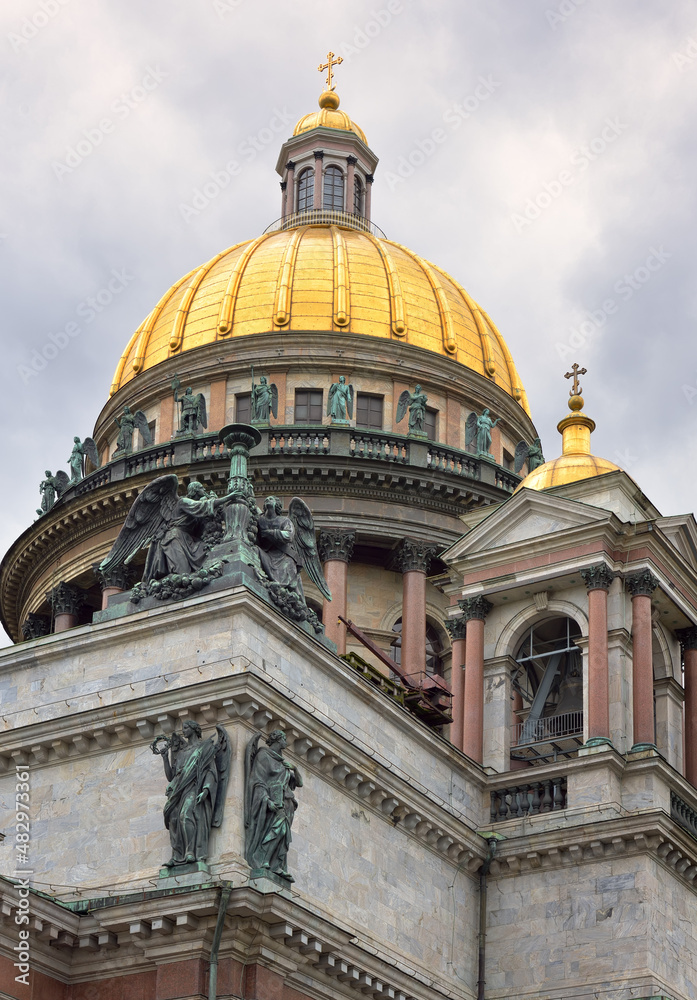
[47,582,85,632]
[445,615,467,751]
[392,539,437,682]
[346,156,357,213]
[365,174,374,221]
[313,151,324,209]
[280,180,287,219]
[285,161,295,216]
[459,596,493,764]
[581,565,614,747]
[95,563,132,611]
[679,628,697,786]
[626,569,659,751]
[318,530,355,655]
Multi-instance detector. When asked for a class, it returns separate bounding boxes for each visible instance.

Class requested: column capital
[285,160,295,171]
[280,180,287,191]
[625,568,658,598]
[346,155,358,166]
[318,529,356,564]
[458,596,493,622]
[445,615,468,640]
[390,538,438,575]
[581,564,614,592]
[313,150,325,160]
[677,626,697,650]
[93,562,132,592]
[365,173,374,184]
[46,582,85,617]
[21,613,50,641]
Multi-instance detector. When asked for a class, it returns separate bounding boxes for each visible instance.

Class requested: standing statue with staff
[172,375,207,436]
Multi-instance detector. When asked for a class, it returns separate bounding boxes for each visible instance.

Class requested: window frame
[294,388,323,424]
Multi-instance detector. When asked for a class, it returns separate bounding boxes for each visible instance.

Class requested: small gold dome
[110,224,529,412]
[517,391,620,491]
[293,90,368,145]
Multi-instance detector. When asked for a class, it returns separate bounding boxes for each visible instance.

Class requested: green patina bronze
[244,730,302,883]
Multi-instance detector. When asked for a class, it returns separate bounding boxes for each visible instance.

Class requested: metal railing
[264,209,386,238]
[490,776,567,822]
[512,711,583,747]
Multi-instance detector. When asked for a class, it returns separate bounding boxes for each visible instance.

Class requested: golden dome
[293,90,368,145]
[517,391,620,491]
[110,223,530,413]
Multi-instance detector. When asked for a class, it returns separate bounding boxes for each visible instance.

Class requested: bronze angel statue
[114,406,152,455]
[68,436,100,483]
[172,375,207,435]
[251,372,278,424]
[514,438,545,474]
[257,496,331,612]
[465,409,500,457]
[396,385,428,435]
[99,474,237,583]
[151,721,231,867]
[327,376,353,422]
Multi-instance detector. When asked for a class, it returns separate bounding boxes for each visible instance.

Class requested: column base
[628,742,658,754]
[583,736,614,748]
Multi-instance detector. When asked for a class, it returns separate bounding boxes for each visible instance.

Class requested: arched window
[353,176,364,215]
[512,616,583,753]
[297,168,314,212]
[323,165,344,210]
[390,618,445,677]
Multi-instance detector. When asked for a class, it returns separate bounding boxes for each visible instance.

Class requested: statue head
[266,729,287,749]
[414,384,421,393]
[260,376,267,385]
[187,481,207,500]
[73,436,80,443]
[45,470,51,477]
[182,720,202,740]
[123,406,131,414]
[264,495,283,516]
[185,387,193,395]
[482,408,490,416]
[339,375,345,384]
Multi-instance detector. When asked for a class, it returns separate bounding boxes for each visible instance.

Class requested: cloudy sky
[2,0,697,642]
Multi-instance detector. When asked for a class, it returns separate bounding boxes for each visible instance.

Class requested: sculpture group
[151,724,302,885]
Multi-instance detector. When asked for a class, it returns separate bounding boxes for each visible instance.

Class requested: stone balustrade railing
[52,425,522,511]
[490,776,568,822]
[671,790,697,841]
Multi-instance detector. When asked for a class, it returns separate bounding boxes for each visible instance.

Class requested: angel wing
[346,384,354,419]
[244,732,262,831]
[134,410,152,447]
[396,389,411,425]
[54,470,71,496]
[98,474,179,576]
[270,383,278,419]
[288,497,331,600]
[465,412,478,451]
[327,382,338,416]
[196,394,208,430]
[83,437,100,472]
[514,440,529,475]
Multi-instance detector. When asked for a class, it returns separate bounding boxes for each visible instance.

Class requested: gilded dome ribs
[331,226,350,328]
[397,245,456,355]
[169,248,230,353]
[110,319,145,396]
[274,227,305,327]
[374,240,407,336]
[446,279,496,378]
[217,234,274,335]
[480,306,530,415]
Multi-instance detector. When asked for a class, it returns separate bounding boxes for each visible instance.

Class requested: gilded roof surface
[110,224,529,414]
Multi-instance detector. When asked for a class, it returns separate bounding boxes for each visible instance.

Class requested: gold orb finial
[319,90,340,110]
[568,393,584,411]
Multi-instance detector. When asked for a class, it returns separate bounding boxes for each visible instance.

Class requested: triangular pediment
[443,488,613,565]
[655,514,697,574]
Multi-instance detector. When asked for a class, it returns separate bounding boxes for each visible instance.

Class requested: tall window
[294,389,323,424]
[236,393,251,423]
[424,407,438,441]
[297,168,314,212]
[353,176,364,215]
[323,165,344,210]
[390,618,445,677]
[356,393,383,430]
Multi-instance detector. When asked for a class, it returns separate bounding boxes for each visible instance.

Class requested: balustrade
[490,776,567,822]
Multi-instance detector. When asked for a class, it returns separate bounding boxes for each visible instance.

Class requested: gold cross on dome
[564,362,587,396]
[318,51,343,91]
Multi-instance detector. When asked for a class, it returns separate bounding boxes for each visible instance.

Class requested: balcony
[264,209,386,238]
[510,710,584,764]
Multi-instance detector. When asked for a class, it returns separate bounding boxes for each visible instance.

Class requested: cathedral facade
[0,64,694,1000]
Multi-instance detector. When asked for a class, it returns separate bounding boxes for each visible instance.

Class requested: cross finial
[318,51,343,91]
[564,363,587,396]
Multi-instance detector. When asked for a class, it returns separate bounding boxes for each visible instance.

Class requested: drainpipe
[208,882,232,1000]
[477,833,503,1000]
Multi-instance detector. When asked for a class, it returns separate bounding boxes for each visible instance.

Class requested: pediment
[655,515,697,574]
[443,488,613,564]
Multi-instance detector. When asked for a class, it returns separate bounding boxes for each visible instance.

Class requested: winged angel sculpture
[68,436,100,483]
[327,376,353,422]
[99,474,236,594]
[257,496,331,629]
[114,406,152,455]
[514,437,545,474]
[396,385,428,435]
[172,375,208,435]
